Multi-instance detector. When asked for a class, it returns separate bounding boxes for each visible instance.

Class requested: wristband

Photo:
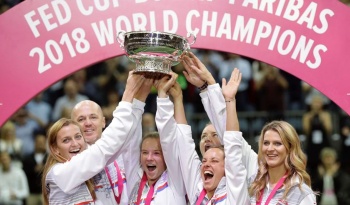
[198,81,208,92]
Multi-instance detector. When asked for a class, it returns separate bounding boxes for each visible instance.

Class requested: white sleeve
[241,138,258,180]
[201,84,258,180]
[155,97,186,195]
[224,131,250,205]
[299,193,317,205]
[200,83,226,143]
[106,98,144,165]
[122,99,145,195]
[176,123,202,204]
[51,101,137,193]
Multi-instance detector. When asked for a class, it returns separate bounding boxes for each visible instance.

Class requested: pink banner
[1,0,350,126]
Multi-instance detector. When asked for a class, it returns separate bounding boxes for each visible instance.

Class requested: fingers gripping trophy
[117,31,196,79]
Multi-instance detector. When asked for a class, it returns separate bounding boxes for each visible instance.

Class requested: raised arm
[154,73,186,196]
[182,52,216,88]
[222,68,241,131]
[122,76,153,194]
[182,52,226,141]
[50,71,146,193]
[222,68,250,205]
[184,52,259,180]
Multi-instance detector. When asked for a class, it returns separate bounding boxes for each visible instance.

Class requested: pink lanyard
[136,172,155,205]
[105,161,123,204]
[256,174,287,205]
[196,189,207,205]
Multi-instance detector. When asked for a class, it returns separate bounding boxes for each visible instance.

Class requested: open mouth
[204,144,212,152]
[204,170,213,181]
[69,149,80,154]
[147,165,156,172]
[267,154,277,158]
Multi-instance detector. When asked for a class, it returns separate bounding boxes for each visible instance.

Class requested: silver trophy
[117,31,196,78]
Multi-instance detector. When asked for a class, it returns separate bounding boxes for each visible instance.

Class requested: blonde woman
[182,52,316,204]
[248,121,316,205]
[41,71,145,205]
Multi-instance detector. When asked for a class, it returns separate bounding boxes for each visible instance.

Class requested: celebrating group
[41,52,316,205]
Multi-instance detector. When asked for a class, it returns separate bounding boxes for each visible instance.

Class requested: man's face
[71,101,106,145]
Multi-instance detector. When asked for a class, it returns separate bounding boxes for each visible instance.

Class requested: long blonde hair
[248,121,311,200]
[41,118,96,205]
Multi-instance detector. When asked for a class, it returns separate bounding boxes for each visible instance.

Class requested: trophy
[117,31,196,78]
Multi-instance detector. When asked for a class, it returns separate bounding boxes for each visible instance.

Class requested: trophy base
[133,59,172,79]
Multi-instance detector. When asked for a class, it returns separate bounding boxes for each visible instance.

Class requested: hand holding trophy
[117,31,196,79]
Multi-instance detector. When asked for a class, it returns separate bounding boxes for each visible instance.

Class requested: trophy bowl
[117,31,196,78]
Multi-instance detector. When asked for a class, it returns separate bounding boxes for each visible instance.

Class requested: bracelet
[198,81,208,92]
[225,99,235,103]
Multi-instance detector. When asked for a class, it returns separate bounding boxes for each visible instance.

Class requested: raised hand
[222,68,242,101]
[182,52,216,88]
[169,82,183,102]
[169,81,187,124]
[135,77,154,102]
[154,72,178,98]
[122,71,146,102]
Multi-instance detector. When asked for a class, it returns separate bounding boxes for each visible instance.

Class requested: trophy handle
[117,30,126,49]
[184,32,196,51]
[186,32,196,46]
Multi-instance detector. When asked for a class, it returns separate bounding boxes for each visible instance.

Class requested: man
[71,100,128,205]
[71,78,152,205]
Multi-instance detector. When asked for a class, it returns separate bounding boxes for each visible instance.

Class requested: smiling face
[71,100,106,145]
[201,147,225,196]
[200,124,221,156]
[52,123,87,161]
[140,137,166,185]
[262,130,287,170]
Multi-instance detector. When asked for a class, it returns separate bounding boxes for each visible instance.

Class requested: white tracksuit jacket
[201,83,316,205]
[123,97,187,205]
[177,123,250,205]
[45,100,143,205]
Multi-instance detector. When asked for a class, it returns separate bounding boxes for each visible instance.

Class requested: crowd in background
[1,0,350,204]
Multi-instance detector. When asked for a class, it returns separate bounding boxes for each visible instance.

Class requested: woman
[122,72,187,205]
[249,121,316,204]
[164,68,249,204]
[182,52,316,204]
[182,51,258,178]
[41,71,145,205]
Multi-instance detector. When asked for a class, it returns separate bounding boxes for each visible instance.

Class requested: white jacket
[201,84,316,205]
[175,119,250,204]
[123,97,187,205]
[45,101,143,205]
[200,83,259,179]
[93,156,128,205]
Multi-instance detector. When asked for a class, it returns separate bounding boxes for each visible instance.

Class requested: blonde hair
[320,147,337,160]
[41,118,96,205]
[0,120,16,141]
[248,121,311,200]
